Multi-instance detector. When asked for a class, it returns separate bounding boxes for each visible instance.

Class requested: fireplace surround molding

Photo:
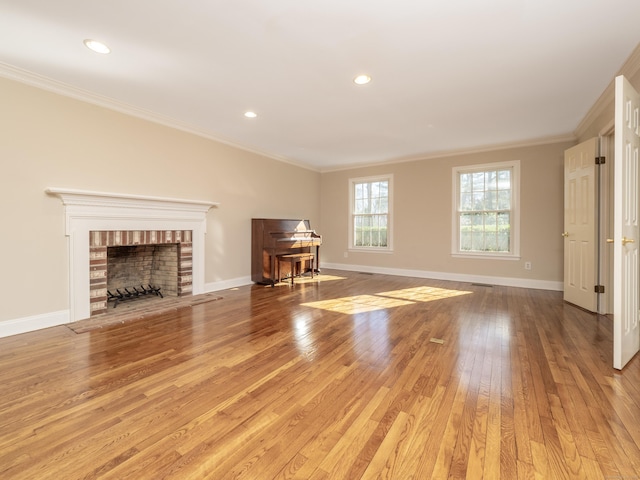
[47,188,219,322]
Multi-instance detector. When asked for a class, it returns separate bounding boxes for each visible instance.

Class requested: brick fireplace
[47,188,218,322]
[90,230,193,315]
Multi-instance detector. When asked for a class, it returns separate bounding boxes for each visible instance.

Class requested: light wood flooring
[1,269,639,479]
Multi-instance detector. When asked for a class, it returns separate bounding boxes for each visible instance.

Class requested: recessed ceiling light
[83,39,111,54]
[244,111,257,118]
[353,74,372,85]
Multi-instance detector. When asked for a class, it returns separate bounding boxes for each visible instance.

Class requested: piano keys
[252,218,322,285]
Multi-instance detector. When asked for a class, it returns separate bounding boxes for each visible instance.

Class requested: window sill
[451,252,520,260]
[349,247,394,254]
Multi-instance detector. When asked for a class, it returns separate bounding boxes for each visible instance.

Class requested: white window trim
[451,160,520,260]
[348,174,394,253]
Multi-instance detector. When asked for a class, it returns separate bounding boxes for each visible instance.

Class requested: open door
[613,75,640,370]
[563,138,598,311]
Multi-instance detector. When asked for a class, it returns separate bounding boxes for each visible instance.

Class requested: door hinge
[595,156,606,165]
[594,285,605,293]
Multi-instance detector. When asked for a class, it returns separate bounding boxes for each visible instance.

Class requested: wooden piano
[252,218,322,285]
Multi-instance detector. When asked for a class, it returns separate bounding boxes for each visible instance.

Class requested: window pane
[362,228,370,246]
[486,191,497,210]
[485,171,497,191]
[498,212,510,251]
[471,231,484,251]
[485,231,498,251]
[460,231,472,251]
[497,211,510,226]
[472,172,485,191]
[498,190,511,210]
[473,193,485,210]
[460,193,473,211]
[498,227,510,251]
[460,214,471,250]
[460,173,472,193]
[498,170,511,189]
[485,212,497,230]
[370,198,379,214]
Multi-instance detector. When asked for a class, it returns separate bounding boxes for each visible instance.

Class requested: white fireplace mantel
[47,188,219,321]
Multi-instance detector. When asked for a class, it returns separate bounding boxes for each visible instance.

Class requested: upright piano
[252,218,322,285]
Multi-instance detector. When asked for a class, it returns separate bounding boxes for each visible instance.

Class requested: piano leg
[270,253,276,287]
[314,246,321,273]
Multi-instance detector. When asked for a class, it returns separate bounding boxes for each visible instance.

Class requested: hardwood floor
[1,270,639,479]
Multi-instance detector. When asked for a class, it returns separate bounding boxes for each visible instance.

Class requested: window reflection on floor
[291,311,318,360]
[352,310,391,369]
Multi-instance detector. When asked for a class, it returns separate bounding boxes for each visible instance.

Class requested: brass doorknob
[622,237,636,246]
[606,238,614,243]
[561,232,569,237]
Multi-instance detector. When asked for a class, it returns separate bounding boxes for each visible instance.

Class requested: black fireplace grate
[107,285,163,308]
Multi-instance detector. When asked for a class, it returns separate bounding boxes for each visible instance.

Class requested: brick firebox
[89,230,193,316]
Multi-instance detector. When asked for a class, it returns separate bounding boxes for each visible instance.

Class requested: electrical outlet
[344,251,349,258]
[524,261,532,270]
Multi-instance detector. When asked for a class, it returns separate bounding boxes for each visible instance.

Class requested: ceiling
[1,1,639,172]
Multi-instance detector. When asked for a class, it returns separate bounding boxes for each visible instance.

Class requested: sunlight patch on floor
[301,285,472,314]
[301,294,414,314]
[376,286,472,302]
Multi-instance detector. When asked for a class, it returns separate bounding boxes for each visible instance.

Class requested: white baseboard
[322,263,563,291]
[204,275,252,293]
[0,310,70,339]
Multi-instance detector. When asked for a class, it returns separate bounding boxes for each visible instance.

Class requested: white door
[613,75,640,370]
[563,138,598,311]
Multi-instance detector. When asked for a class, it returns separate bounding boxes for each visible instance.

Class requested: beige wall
[320,141,574,285]
[0,77,320,323]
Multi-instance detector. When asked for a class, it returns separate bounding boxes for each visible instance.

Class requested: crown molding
[575,42,640,139]
[320,133,577,173]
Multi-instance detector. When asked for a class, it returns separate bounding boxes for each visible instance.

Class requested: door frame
[598,121,614,315]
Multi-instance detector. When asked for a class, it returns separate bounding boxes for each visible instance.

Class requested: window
[452,161,520,259]
[349,175,393,251]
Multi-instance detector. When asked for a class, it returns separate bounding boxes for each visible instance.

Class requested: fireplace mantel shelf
[46,187,219,212]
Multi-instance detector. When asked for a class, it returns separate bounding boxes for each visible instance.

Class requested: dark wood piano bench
[277,253,315,285]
